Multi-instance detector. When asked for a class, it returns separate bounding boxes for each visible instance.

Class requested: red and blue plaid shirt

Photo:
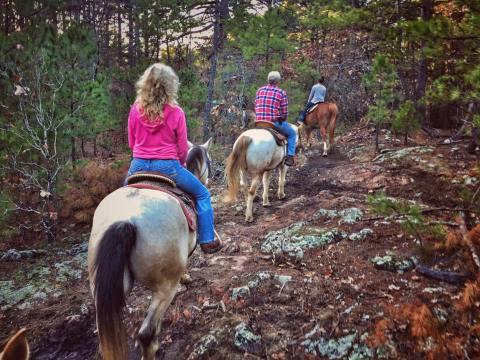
[254,84,288,122]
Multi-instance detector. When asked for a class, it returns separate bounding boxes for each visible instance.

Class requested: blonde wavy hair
[135,63,179,122]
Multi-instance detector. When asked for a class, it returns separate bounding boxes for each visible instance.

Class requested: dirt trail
[1,125,479,359]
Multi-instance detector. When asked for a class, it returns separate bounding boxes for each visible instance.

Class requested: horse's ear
[187,141,194,149]
[202,137,212,150]
[1,328,29,360]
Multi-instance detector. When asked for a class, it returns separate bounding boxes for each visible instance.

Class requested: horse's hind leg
[262,171,272,207]
[277,164,287,200]
[245,174,261,223]
[320,127,328,157]
[137,284,178,360]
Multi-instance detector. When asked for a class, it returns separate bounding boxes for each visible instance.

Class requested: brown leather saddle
[254,121,287,146]
[126,171,197,231]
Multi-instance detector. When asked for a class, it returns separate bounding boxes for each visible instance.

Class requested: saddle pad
[127,182,197,231]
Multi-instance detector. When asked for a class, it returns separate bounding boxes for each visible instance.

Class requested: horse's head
[186,138,213,186]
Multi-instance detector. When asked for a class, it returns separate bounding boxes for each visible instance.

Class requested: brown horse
[299,102,338,156]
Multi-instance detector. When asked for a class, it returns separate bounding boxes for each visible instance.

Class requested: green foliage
[177,67,206,138]
[233,7,292,64]
[364,54,400,126]
[367,192,444,239]
[392,100,420,139]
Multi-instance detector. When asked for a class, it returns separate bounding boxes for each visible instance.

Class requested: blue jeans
[127,158,215,245]
[273,121,297,156]
[299,101,316,122]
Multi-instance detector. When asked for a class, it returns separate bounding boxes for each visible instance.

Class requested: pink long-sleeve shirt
[128,103,189,165]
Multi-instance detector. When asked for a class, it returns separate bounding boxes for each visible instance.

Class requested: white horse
[225,125,298,222]
[87,140,211,360]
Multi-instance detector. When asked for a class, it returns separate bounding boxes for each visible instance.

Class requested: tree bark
[416,0,433,125]
[202,0,229,140]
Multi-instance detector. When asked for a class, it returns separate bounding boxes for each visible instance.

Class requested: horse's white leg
[245,174,261,223]
[277,164,287,200]
[262,171,272,207]
[138,284,178,360]
[240,170,246,190]
[320,128,328,156]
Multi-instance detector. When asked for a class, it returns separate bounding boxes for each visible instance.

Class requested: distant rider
[254,71,297,166]
[297,76,327,124]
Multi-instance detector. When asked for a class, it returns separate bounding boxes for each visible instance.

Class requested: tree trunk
[128,0,135,67]
[3,0,11,35]
[416,0,433,125]
[117,0,122,65]
[202,0,229,140]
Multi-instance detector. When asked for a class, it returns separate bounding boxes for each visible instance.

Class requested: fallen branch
[459,212,480,272]
[415,264,468,285]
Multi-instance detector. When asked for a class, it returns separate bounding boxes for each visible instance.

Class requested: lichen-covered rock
[302,332,357,359]
[0,280,52,310]
[312,208,363,224]
[234,322,262,354]
[261,222,346,260]
[55,261,83,282]
[231,286,250,301]
[0,248,47,261]
[189,333,219,358]
[349,343,374,360]
[349,228,374,241]
[247,271,272,289]
[371,253,416,273]
[373,147,434,164]
[274,274,292,285]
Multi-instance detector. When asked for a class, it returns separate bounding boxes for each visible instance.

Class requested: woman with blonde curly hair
[126,63,221,253]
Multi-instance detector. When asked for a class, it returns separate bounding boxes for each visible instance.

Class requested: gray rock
[312,207,364,224]
[190,333,218,358]
[349,228,374,241]
[371,253,416,273]
[234,322,262,354]
[261,222,346,260]
[302,332,357,359]
[231,286,250,301]
[1,248,47,261]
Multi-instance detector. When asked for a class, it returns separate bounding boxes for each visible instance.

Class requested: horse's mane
[186,146,205,177]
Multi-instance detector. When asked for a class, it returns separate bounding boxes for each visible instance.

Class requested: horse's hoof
[245,215,254,223]
[277,193,286,200]
[322,153,328,157]
[180,273,193,284]
[263,202,271,207]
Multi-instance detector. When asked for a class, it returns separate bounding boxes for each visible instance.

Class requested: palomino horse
[88,140,212,360]
[300,102,338,156]
[225,125,298,222]
[0,328,29,360]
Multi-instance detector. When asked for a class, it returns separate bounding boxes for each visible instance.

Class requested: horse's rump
[306,102,338,129]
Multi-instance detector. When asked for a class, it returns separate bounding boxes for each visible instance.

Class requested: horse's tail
[224,135,252,202]
[92,221,136,360]
[329,103,339,128]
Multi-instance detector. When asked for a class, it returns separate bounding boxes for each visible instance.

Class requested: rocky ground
[1,125,479,359]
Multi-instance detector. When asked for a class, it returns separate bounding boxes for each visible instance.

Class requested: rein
[197,146,211,180]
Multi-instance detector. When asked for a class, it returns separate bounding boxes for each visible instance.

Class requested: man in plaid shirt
[255,71,297,166]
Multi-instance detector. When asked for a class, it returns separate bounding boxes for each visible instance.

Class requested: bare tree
[1,53,84,242]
